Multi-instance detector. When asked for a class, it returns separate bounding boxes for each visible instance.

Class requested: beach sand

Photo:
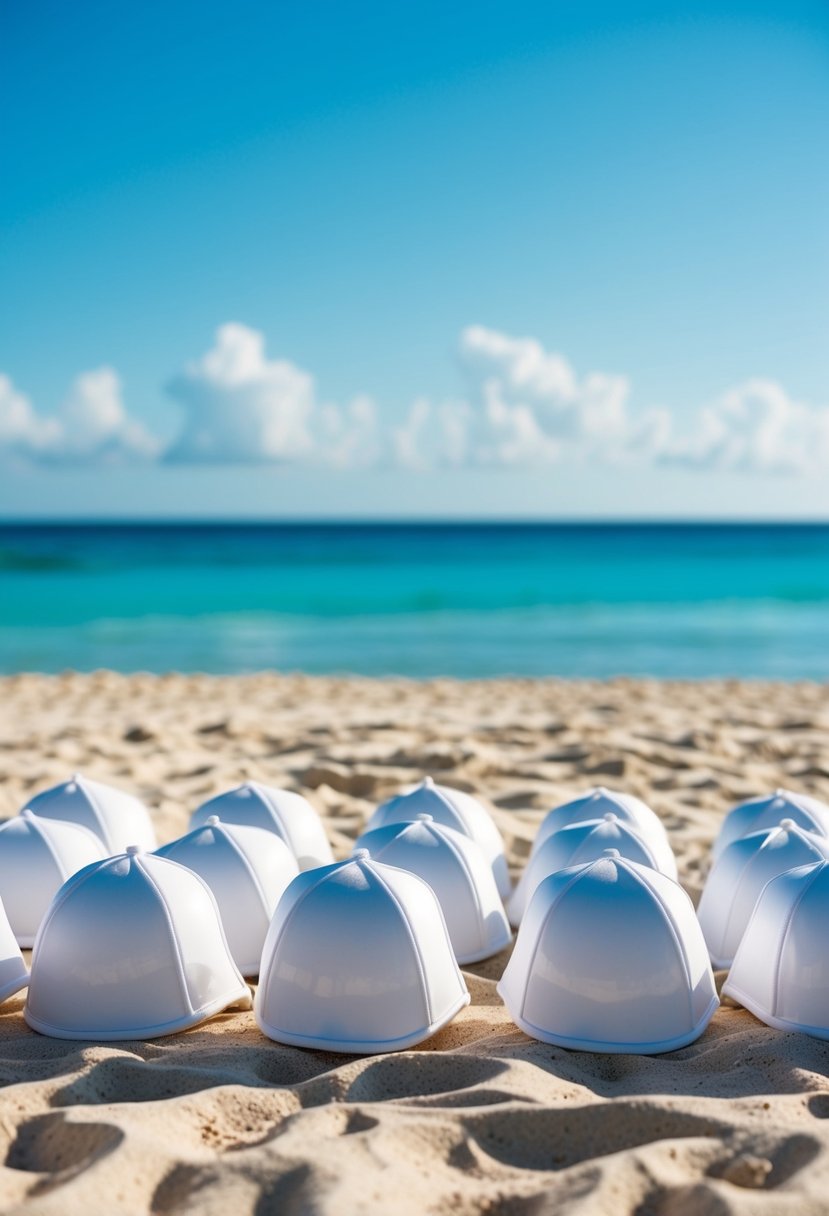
[1,672,829,1214]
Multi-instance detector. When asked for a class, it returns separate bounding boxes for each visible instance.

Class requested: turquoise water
[1,523,828,678]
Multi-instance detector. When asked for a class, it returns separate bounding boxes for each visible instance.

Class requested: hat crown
[25,850,248,1039]
[156,820,299,977]
[712,788,829,861]
[533,788,668,858]
[724,860,829,1038]
[189,782,332,871]
[499,855,716,1053]
[366,780,509,899]
[698,822,829,968]
[255,855,469,1052]
[508,812,677,927]
[353,818,511,965]
[23,774,157,854]
[0,812,106,947]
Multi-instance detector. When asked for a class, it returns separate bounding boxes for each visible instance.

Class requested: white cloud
[165,322,379,467]
[658,379,829,474]
[398,327,829,476]
[166,323,316,464]
[0,368,158,464]
[2,323,826,478]
[0,374,60,456]
[397,325,648,469]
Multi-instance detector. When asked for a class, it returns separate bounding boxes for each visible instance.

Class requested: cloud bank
[0,368,158,464]
[2,323,826,476]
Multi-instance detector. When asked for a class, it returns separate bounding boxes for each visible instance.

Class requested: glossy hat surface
[507,813,677,927]
[0,810,106,947]
[190,782,333,870]
[0,895,28,1004]
[25,848,251,1039]
[498,852,717,1054]
[353,815,511,964]
[156,816,299,976]
[255,852,470,1053]
[724,860,829,1039]
[23,774,157,855]
[697,820,829,969]
[712,789,829,862]
[365,778,509,899]
[532,788,668,859]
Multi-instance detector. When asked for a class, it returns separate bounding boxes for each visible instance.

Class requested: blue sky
[1,0,828,517]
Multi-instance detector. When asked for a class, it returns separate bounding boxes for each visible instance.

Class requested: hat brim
[255,989,471,1054]
[500,991,719,1055]
[24,984,253,1041]
[722,980,829,1040]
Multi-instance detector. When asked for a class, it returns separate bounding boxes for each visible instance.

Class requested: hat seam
[257,862,345,1003]
[248,782,296,851]
[425,785,468,835]
[570,818,659,871]
[425,822,491,953]
[621,861,697,1029]
[19,815,73,885]
[367,863,436,1029]
[134,854,198,1018]
[770,860,825,1020]
[717,831,784,965]
[730,833,828,970]
[72,775,113,852]
[518,865,587,1025]
[209,825,272,918]
[28,854,114,959]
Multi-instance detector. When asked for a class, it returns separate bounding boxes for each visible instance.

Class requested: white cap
[697,820,829,969]
[507,813,678,927]
[353,816,512,964]
[23,774,157,855]
[365,778,509,899]
[531,788,668,859]
[25,850,251,1039]
[255,853,470,1052]
[0,811,107,946]
[189,782,333,871]
[0,895,28,1005]
[156,817,299,976]
[712,789,829,861]
[724,860,829,1039]
[498,853,718,1054]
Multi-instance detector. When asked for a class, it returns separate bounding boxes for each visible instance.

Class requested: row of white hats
[0,775,505,1047]
[504,783,829,1046]
[1,774,828,1052]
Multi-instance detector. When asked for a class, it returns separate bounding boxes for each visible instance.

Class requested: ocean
[1,522,827,679]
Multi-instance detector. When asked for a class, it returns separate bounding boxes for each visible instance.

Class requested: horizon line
[3,516,829,528]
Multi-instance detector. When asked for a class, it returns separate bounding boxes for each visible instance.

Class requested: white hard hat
[712,789,829,862]
[353,815,512,964]
[23,773,157,855]
[366,778,509,899]
[498,851,718,1054]
[190,782,333,870]
[25,848,251,1039]
[0,896,28,1005]
[531,788,668,859]
[0,810,106,946]
[507,813,678,927]
[156,816,299,976]
[255,852,470,1053]
[723,860,829,1039]
[697,820,829,969]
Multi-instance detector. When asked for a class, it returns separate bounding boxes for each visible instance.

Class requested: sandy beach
[1,672,829,1214]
